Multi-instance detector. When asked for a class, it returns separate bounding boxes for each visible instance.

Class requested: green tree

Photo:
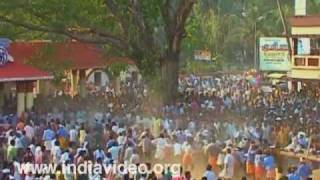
[182,0,295,70]
[25,44,73,86]
[0,0,196,103]
[105,62,129,78]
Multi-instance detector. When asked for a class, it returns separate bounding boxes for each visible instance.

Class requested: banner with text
[259,37,290,71]
[194,50,212,61]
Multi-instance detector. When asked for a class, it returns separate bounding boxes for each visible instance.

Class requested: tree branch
[161,0,173,34]
[276,0,292,58]
[129,0,156,53]
[104,0,129,37]
[164,0,196,52]
[130,0,146,33]
[0,15,129,50]
[176,0,196,32]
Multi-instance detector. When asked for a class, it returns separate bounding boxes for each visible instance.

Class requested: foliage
[0,1,195,96]
[25,44,73,85]
[181,60,219,74]
[104,61,128,78]
[308,0,320,14]
[182,0,297,71]
[1,0,319,73]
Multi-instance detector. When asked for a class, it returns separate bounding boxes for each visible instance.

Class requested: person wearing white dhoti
[220,148,234,180]
[152,133,167,160]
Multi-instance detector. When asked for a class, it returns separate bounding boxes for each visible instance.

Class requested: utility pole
[276,0,292,58]
[254,22,257,70]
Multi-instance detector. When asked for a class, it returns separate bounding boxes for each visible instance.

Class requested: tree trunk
[161,51,180,105]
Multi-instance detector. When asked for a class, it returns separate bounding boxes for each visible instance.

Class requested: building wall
[291,54,320,80]
[291,27,320,35]
[291,25,320,81]
[291,68,320,79]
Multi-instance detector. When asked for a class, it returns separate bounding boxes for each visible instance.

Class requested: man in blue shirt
[297,134,308,149]
[57,125,68,139]
[43,126,55,141]
[42,125,55,151]
[287,166,299,180]
[296,157,312,180]
[202,164,217,180]
[263,151,276,180]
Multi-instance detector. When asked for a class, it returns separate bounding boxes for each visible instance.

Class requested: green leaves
[25,44,73,85]
[104,61,128,78]
[2,0,316,98]
[181,0,299,71]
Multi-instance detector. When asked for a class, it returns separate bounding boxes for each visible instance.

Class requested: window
[293,38,298,55]
[94,72,102,86]
[308,58,319,67]
[293,38,320,55]
[294,58,306,66]
[310,39,320,55]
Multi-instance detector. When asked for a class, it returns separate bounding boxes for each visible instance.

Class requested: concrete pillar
[287,80,292,92]
[79,69,87,98]
[115,76,121,95]
[25,81,34,111]
[0,83,4,113]
[71,70,78,97]
[297,81,302,92]
[16,82,26,117]
[38,80,50,97]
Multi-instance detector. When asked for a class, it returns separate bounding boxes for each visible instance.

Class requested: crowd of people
[0,73,319,180]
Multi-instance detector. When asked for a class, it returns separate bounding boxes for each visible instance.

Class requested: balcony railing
[293,55,320,69]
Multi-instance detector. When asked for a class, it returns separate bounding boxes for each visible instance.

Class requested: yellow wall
[290,23,320,80]
[291,68,320,79]
[292,26,320,35]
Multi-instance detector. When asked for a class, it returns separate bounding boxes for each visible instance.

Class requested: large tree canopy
[0,0,196,103]
[1,0,320,103]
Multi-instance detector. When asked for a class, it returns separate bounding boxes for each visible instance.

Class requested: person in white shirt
[51,140,62,164]
[42,126,55,151]
[124,145,134,164]
[202,164,217,180]
[108,144,121,163]
[60,150,70,164]
[28,144,35,155]
[13,161,22,180]
[162,118,170,130]
[221,148,234,180]
[129,149,140,164]
[6,129,15,146]
[24,123,35,141]
[152,133,167,160]
[173,137,182,163]
[14,133,24,157]
[117,132,125,145]
[24,173,34,180]
[69,126,78,145]
[111,124,119,134]
[93,146,106,161]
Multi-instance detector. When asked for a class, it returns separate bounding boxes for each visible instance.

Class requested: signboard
[194,50,211,61]
[259,37,290,71]
[0,38,13,66]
